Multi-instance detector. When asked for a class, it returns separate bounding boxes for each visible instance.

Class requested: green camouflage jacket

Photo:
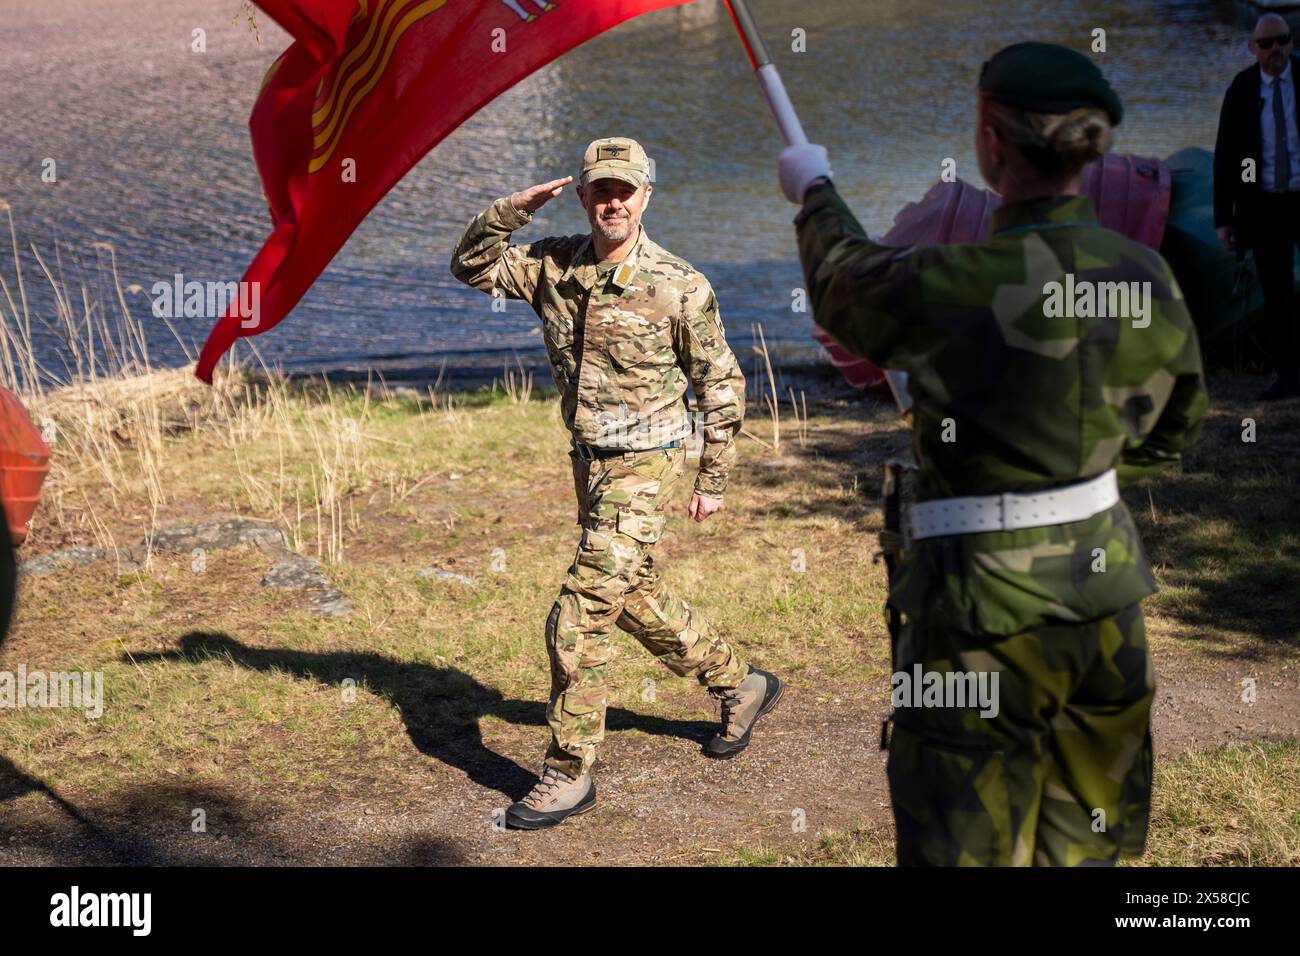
[796,186,1208,635]
[451,197,745,498]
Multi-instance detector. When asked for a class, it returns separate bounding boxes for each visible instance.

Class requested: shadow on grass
[1133,382,1300,655]
[0,757,467,864]
[764,387,1298,657]
[126,631,715,801]
[1136,484,1300,653]
[741,396,909,526]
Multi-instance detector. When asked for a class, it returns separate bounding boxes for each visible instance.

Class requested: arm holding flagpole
[722,0,913,417]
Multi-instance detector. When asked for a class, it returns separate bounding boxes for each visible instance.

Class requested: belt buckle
[998,491,1013,531]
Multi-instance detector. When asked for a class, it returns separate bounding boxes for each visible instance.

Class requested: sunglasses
[1255,33,1292,50]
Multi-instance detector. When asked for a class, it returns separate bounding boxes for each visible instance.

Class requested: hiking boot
[704,667,785,759]
[505,764,596,830]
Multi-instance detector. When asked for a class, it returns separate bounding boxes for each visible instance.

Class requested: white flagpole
[722,0,913,418]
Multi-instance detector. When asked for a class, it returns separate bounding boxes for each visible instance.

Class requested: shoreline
[255,351,869,405]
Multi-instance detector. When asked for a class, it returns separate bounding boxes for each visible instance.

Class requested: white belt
[905,469,1119,542]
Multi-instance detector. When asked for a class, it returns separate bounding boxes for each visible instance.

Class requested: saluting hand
[510,176,574,214]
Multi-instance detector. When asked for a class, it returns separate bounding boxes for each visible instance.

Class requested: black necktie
[1274,77,1292,191]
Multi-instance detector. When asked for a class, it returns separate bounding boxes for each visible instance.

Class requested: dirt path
[3,656,1296,866]
[2,373,1296,865]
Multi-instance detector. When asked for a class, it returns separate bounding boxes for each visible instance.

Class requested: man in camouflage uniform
[778,44,1207,864]
[451,137,785,829]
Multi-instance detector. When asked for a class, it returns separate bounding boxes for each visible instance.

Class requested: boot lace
[524,765,569,808]
[710,687,741,738]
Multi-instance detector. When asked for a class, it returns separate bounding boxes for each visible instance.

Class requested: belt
[904,469,1119,543]
[572,439,681,462]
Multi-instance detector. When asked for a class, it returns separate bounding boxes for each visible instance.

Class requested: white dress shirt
[1260,62,1300,192]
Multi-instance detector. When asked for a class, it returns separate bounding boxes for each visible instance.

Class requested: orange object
[0,386,51,547]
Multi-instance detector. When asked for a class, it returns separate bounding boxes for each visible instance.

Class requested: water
[0,0,1271,386]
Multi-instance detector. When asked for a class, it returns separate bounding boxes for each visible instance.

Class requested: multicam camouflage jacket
[795,186,1208,635]
[450,197,745,498]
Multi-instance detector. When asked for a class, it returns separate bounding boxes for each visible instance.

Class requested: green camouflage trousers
[886,601,1154,866]
[544,445,749,777]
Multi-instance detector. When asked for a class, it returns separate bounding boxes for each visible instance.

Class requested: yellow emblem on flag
[308,0,447,175]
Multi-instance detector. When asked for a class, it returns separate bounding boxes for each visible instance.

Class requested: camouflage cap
[979,41,1123,125]
[580,137,650,188]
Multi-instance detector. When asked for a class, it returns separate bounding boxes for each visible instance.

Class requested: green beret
[979,41,1123,125]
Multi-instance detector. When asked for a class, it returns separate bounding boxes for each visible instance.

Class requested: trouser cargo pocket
[616,510,665,544]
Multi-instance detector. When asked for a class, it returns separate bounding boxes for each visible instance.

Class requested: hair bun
[1044,108,1114,164]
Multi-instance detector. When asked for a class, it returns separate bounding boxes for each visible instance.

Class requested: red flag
[196,0,692,384]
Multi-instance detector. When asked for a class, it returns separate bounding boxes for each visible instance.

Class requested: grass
[0,207,1296,865]
[1144,740,1300,866]
[0,384,892,780]
[714,741,1300,866]
[712,826,896,867]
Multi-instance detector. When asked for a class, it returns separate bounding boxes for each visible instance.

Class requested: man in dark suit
[1215,14,1300,400]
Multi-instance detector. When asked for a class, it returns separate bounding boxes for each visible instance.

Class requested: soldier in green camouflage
[779,43,1207,865]
[451,137,785,829]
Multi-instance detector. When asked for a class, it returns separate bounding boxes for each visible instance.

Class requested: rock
[19,546,108,577]
[151,517,286,554]
[308,589,352,617]
[19,515,350,616]
[260,548,351,618]
[417,568,477,586]
[262,552,332,590]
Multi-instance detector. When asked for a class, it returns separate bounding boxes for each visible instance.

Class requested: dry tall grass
[0,203,785,569]
[0,203,479,566]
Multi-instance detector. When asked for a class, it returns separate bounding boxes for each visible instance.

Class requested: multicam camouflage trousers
[887,602,1154,867]
[543,445,749,778]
